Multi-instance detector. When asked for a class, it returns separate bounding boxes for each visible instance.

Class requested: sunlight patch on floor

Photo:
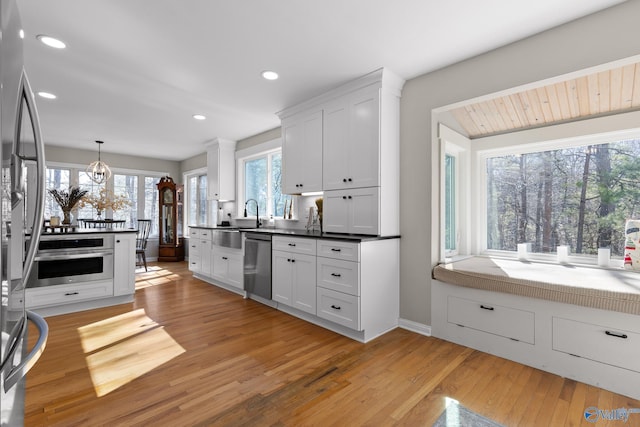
[135,266,181,289]
[77,309,185,397]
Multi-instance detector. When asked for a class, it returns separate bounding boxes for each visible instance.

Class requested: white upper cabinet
[277,68,404,236]
[206,138,237,201]
[281,109,323,194]
[323,85,380,190]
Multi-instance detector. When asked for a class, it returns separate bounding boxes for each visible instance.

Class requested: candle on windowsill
[598,248,610,267]
[517,243,529,260]
[557,245,569,263]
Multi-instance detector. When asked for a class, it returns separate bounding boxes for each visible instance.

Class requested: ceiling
[451,61,640,138]
[17,0,626,162]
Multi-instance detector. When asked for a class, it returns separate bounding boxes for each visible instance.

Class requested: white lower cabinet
[432,280,640,401]
[113,232,136,296]
[26,280,114,308]
[189,228,212,276]
[211,247,243,289]
[317,287,360,330]
[272,237,317,315]
[552,317,640,373]
[273,237,399,343]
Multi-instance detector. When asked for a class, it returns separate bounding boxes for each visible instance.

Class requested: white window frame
[235,138,282,219]
[439,110,640,267]
[439,124,470,262]
[183,167,208,228]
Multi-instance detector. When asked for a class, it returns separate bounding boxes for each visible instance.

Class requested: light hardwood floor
[26,262,640,426]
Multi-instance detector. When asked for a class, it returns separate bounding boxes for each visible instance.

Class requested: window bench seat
[431,256,640,401]
[433,256,640,316]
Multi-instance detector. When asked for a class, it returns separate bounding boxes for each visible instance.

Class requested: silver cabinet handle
[4,311,48,392]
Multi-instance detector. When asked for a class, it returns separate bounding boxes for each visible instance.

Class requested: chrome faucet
[244,198,260,228]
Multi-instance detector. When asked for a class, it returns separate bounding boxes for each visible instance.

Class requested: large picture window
[45,165,165,233]
[486,139,640,257]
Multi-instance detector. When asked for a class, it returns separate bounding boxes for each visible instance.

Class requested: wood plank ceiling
[451,62,640,138]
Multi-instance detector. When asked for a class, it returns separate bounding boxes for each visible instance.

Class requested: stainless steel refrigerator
[0,0,48,424]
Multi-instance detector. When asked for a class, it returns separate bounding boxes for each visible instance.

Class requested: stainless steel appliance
[1,0,49,424]
[243,233,271,300]
[27,235,114,288]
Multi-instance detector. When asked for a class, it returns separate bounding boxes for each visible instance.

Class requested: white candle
[557,245,569,263]
[517,243,529,260]
[598,248,610,267]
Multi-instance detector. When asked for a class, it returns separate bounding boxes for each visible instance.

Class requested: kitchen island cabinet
[113,232,136,296]
[25,229,137,317]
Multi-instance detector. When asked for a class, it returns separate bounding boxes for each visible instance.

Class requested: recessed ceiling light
[261,70,279,81]
[38,92,57,99]
[193,114,206,120]
[36,34,66,49]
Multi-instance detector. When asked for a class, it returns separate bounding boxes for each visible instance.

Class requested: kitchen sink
[212,229,242,249]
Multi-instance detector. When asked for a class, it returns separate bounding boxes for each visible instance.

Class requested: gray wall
[180,152,206,173]
[236,127,281,151]
[400,0,640,325]
[46,144,181,181]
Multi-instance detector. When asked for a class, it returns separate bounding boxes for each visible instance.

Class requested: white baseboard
[398,318,431,336]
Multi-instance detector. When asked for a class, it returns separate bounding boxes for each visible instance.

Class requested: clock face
[163,188,173,204]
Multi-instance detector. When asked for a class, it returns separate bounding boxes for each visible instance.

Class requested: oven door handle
[35,251,114,261]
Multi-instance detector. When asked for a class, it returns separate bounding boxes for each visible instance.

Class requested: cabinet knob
[348,196,352,200]
[116,240,120,243]
[348,178,352,182]
[222,256,228,260]
[331,304,341,310]
[288,243,296,247]
[342,196,347,200]
[343,178,347,183]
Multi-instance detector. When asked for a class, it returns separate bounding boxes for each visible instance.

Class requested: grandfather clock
[157,176,184,262]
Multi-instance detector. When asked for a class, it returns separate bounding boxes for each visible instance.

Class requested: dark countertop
[39,227,137,237]
[188,225,399,242]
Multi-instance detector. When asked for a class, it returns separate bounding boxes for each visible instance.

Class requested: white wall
[46,144,181,181]
[400,0,640,326]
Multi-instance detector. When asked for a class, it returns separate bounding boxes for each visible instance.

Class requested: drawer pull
[331,273,342,277]
[331,304,341,310]
[605,330,628,339]
[480,305,494,311]
[288,243,296,247]
[331,248,341,252]
[222,257,228,260]
[65,292,79,296]
[287,258,296,263]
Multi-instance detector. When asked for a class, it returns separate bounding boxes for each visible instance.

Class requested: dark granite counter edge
[188,225,399,242]
[39,228,138,236]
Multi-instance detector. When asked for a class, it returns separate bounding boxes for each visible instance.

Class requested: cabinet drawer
[26,280,114,308]
[272,236,316,255]
[447,296,535,344]
[553,317,640,373]
[317,257,360,296]
[317,240,360,262]
[317,287,360,330]
[189,228,211,239]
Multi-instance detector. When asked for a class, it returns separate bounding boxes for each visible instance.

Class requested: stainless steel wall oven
[27,234,114,288]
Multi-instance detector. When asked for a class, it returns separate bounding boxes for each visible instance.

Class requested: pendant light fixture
[87,140,111,184]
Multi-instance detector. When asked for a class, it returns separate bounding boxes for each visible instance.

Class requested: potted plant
[48,186,89,225]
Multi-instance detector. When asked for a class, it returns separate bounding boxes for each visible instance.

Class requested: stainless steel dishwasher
[243,232,272,300]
